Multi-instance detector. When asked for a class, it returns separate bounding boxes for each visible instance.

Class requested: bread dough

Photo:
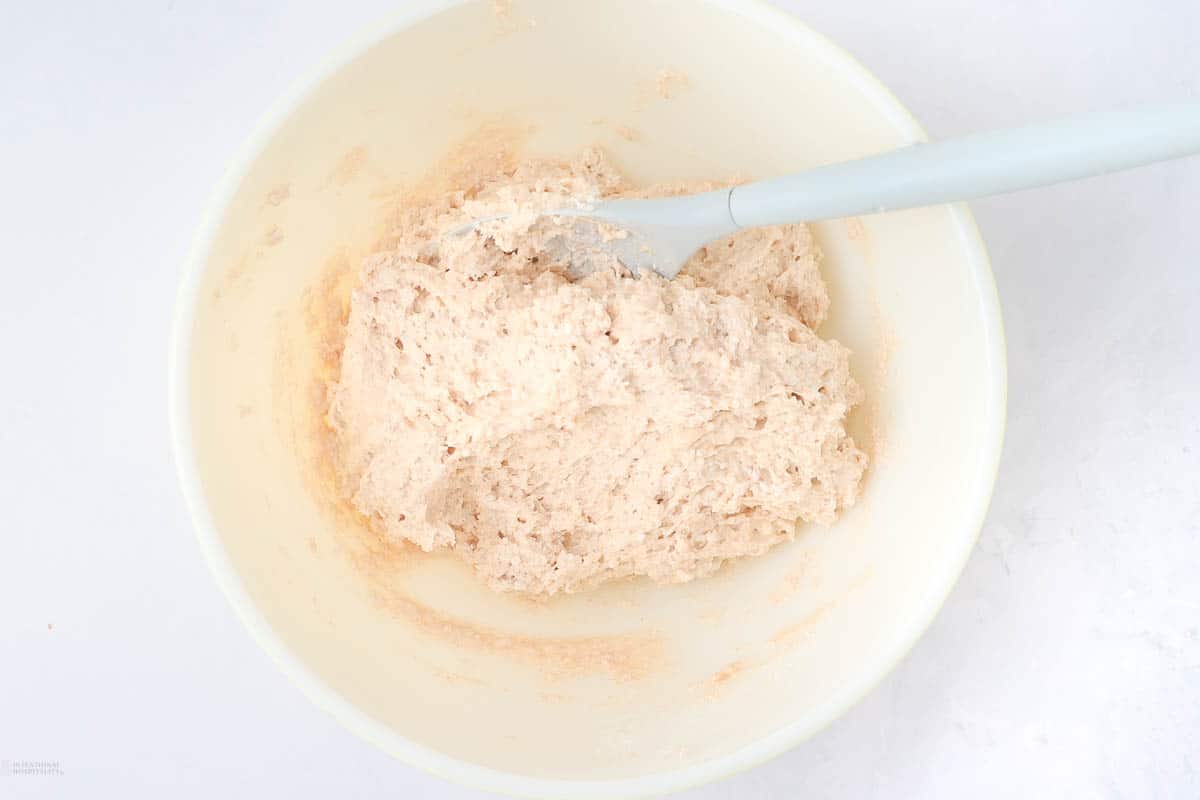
[328,148,867,595]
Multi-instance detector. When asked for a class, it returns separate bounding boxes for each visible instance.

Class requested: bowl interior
[177,0,1003,792]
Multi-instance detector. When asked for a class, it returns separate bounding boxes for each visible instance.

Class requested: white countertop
[2,1,1197,797]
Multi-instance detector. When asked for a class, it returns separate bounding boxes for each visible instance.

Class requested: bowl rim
[168,1,1007,797]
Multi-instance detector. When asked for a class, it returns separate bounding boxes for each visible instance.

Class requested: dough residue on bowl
[327,147,867,595]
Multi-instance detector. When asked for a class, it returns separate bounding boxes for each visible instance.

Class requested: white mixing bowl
[169,1,1006,796]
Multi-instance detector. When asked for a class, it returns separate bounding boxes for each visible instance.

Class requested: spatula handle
[728,102,1200,228]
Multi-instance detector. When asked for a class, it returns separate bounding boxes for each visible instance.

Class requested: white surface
[1,1,1196,797]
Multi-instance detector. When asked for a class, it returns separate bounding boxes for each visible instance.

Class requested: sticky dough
[328,148,867,595]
